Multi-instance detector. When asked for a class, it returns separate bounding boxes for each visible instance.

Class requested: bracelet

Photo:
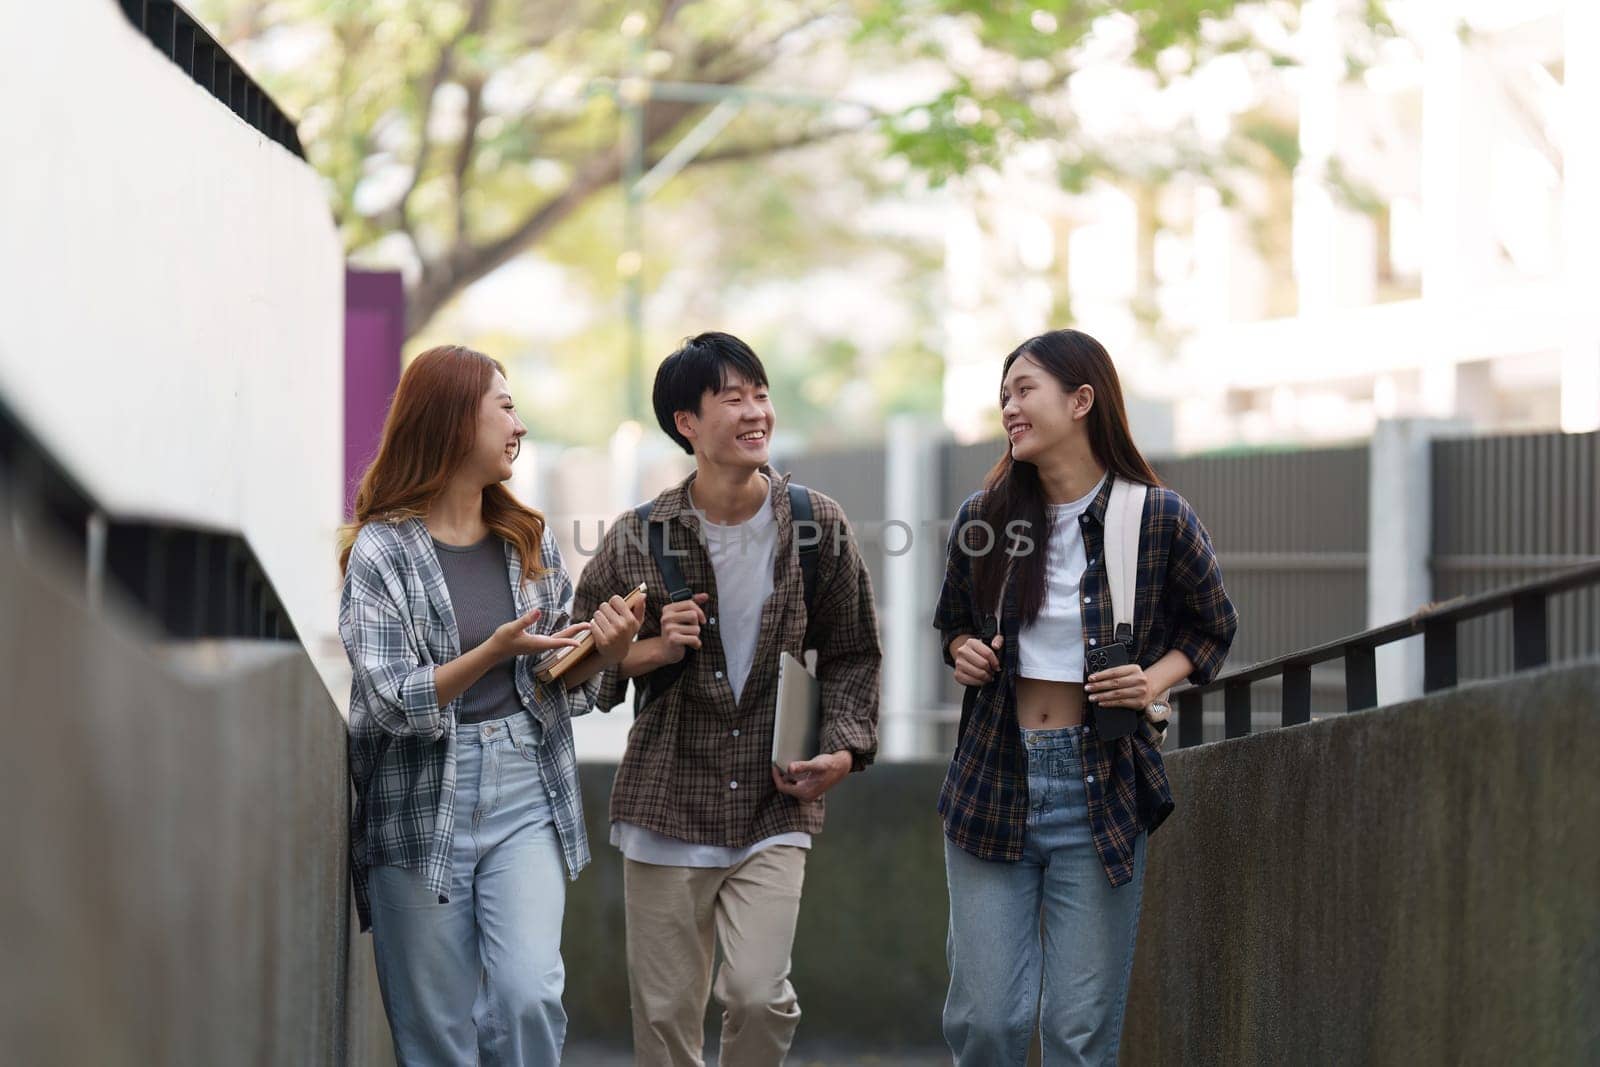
[1148,700,1171,732]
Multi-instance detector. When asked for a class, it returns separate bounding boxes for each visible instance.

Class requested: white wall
[0,1,345,689]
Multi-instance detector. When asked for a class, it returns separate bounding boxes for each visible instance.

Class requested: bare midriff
[1015,676,1087,730]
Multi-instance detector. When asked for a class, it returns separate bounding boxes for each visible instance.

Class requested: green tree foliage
[198,0,1389,445]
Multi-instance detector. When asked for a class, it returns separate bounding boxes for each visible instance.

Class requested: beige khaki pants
[623,845,808,1067]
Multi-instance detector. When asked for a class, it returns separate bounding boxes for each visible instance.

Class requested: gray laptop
[771,652,821,772]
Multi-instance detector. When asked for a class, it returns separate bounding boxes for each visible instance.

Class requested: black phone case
[1086,642,1139,740]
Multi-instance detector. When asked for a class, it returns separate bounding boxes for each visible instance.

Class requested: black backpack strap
[789,483,819,614]
[634,501,696,703]
[636,501,694,604]
[635,485,820,702]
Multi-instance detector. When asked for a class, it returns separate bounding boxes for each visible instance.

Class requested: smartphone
[1085,641,1139,740]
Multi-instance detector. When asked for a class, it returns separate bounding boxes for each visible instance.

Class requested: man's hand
[951,633,1003,687]
[771,750,853,802]
[590,594,645,667]
[657,592,711,665]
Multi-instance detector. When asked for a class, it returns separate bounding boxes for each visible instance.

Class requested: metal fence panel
[1432,431,1600,680]
[786,430,1598,750]
[777,444,890,597]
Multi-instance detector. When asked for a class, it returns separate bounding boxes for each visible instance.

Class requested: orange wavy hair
[339,345,546,579]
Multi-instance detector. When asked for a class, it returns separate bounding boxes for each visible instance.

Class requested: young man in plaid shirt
[574,332,882,1066]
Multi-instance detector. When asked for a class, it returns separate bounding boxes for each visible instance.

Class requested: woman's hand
[590,594,645,667]
[1085,662,1156,709]
[490,608,590,660]
[951,633,1004,688]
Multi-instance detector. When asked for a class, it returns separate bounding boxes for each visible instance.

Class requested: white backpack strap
[1104,476,1147,643]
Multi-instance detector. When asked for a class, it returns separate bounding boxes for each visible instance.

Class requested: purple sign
[344,270,405,518]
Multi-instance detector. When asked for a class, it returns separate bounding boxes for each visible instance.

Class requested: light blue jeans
[943,724,1147,1066]
[368,714,568,1066]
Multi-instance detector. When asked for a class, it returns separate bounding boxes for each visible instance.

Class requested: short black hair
[651,332,770,455]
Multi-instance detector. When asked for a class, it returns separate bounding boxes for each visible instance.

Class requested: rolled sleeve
[811,511,882,771]
[573,519,634,714]
[540,531,604,717]
[1165,500,1238,686]
[338,562,444,741]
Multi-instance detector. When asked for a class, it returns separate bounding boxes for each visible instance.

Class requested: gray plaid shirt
[340,516,598,931]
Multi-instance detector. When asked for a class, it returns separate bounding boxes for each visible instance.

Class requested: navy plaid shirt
[932,475,1237,885]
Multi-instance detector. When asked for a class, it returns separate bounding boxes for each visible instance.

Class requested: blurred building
[1,1,348,698]
[941,0,1600,450]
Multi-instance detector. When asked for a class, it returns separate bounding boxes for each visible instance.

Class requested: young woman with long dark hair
[933,329,1237,1065]
[339,345,642,1065]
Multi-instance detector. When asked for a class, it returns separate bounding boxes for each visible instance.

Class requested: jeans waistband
[456,712,540,748]
[1019,723,1087,752]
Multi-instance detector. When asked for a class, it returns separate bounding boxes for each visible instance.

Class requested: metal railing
[1171,560,1600,748]
[115,0,304,159]
[1,396,296,641]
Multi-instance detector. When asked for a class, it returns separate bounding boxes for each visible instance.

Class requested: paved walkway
[565,1043,947,1065]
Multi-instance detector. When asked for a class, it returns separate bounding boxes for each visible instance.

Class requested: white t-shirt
[1018,475,1106,682]
[702,484,776,703]
[613,477,811,867]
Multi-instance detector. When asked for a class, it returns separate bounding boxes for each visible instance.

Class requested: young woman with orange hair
[339,345,642,1065]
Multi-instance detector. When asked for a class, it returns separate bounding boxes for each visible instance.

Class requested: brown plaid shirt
[574,468,882,846]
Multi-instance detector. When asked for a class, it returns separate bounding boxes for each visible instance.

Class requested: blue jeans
[368,715,568,1066]
[943,724,1147,1066]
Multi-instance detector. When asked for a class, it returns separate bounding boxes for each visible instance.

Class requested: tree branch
[406,94,704,335]
[454,77,485,241]
[394,0,491,238]
[408,153,619,336]
[658,121,870,170]
[694,6,839,84]
[658,0,693,36]
[403,2,854,337]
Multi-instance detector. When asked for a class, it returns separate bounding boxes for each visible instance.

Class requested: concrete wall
[1124,664,1600,1065]
[5,509,1592,1061]
[563,760,953,1054]
[0,0,345,691]
[0,536,389,1064]
[564,666,1600,1061]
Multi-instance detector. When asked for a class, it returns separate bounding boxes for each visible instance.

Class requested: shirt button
[1086,775,1095,784]
[1083,595,1092,604]
[731,729,741,737]
[1089,638,1098,646]
[730,780,739,790]
[709,616,717,625]
[715,670,724,680]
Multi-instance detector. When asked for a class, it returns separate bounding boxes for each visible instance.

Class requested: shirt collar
[1083,471,1117,527]
[647,464,790,525]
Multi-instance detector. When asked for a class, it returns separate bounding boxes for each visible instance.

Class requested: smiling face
[1000,353,1093,463]
[675,371,774,471]
[468,371,527,485]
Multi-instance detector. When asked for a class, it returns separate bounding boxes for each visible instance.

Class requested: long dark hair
[972,329,1161,624]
